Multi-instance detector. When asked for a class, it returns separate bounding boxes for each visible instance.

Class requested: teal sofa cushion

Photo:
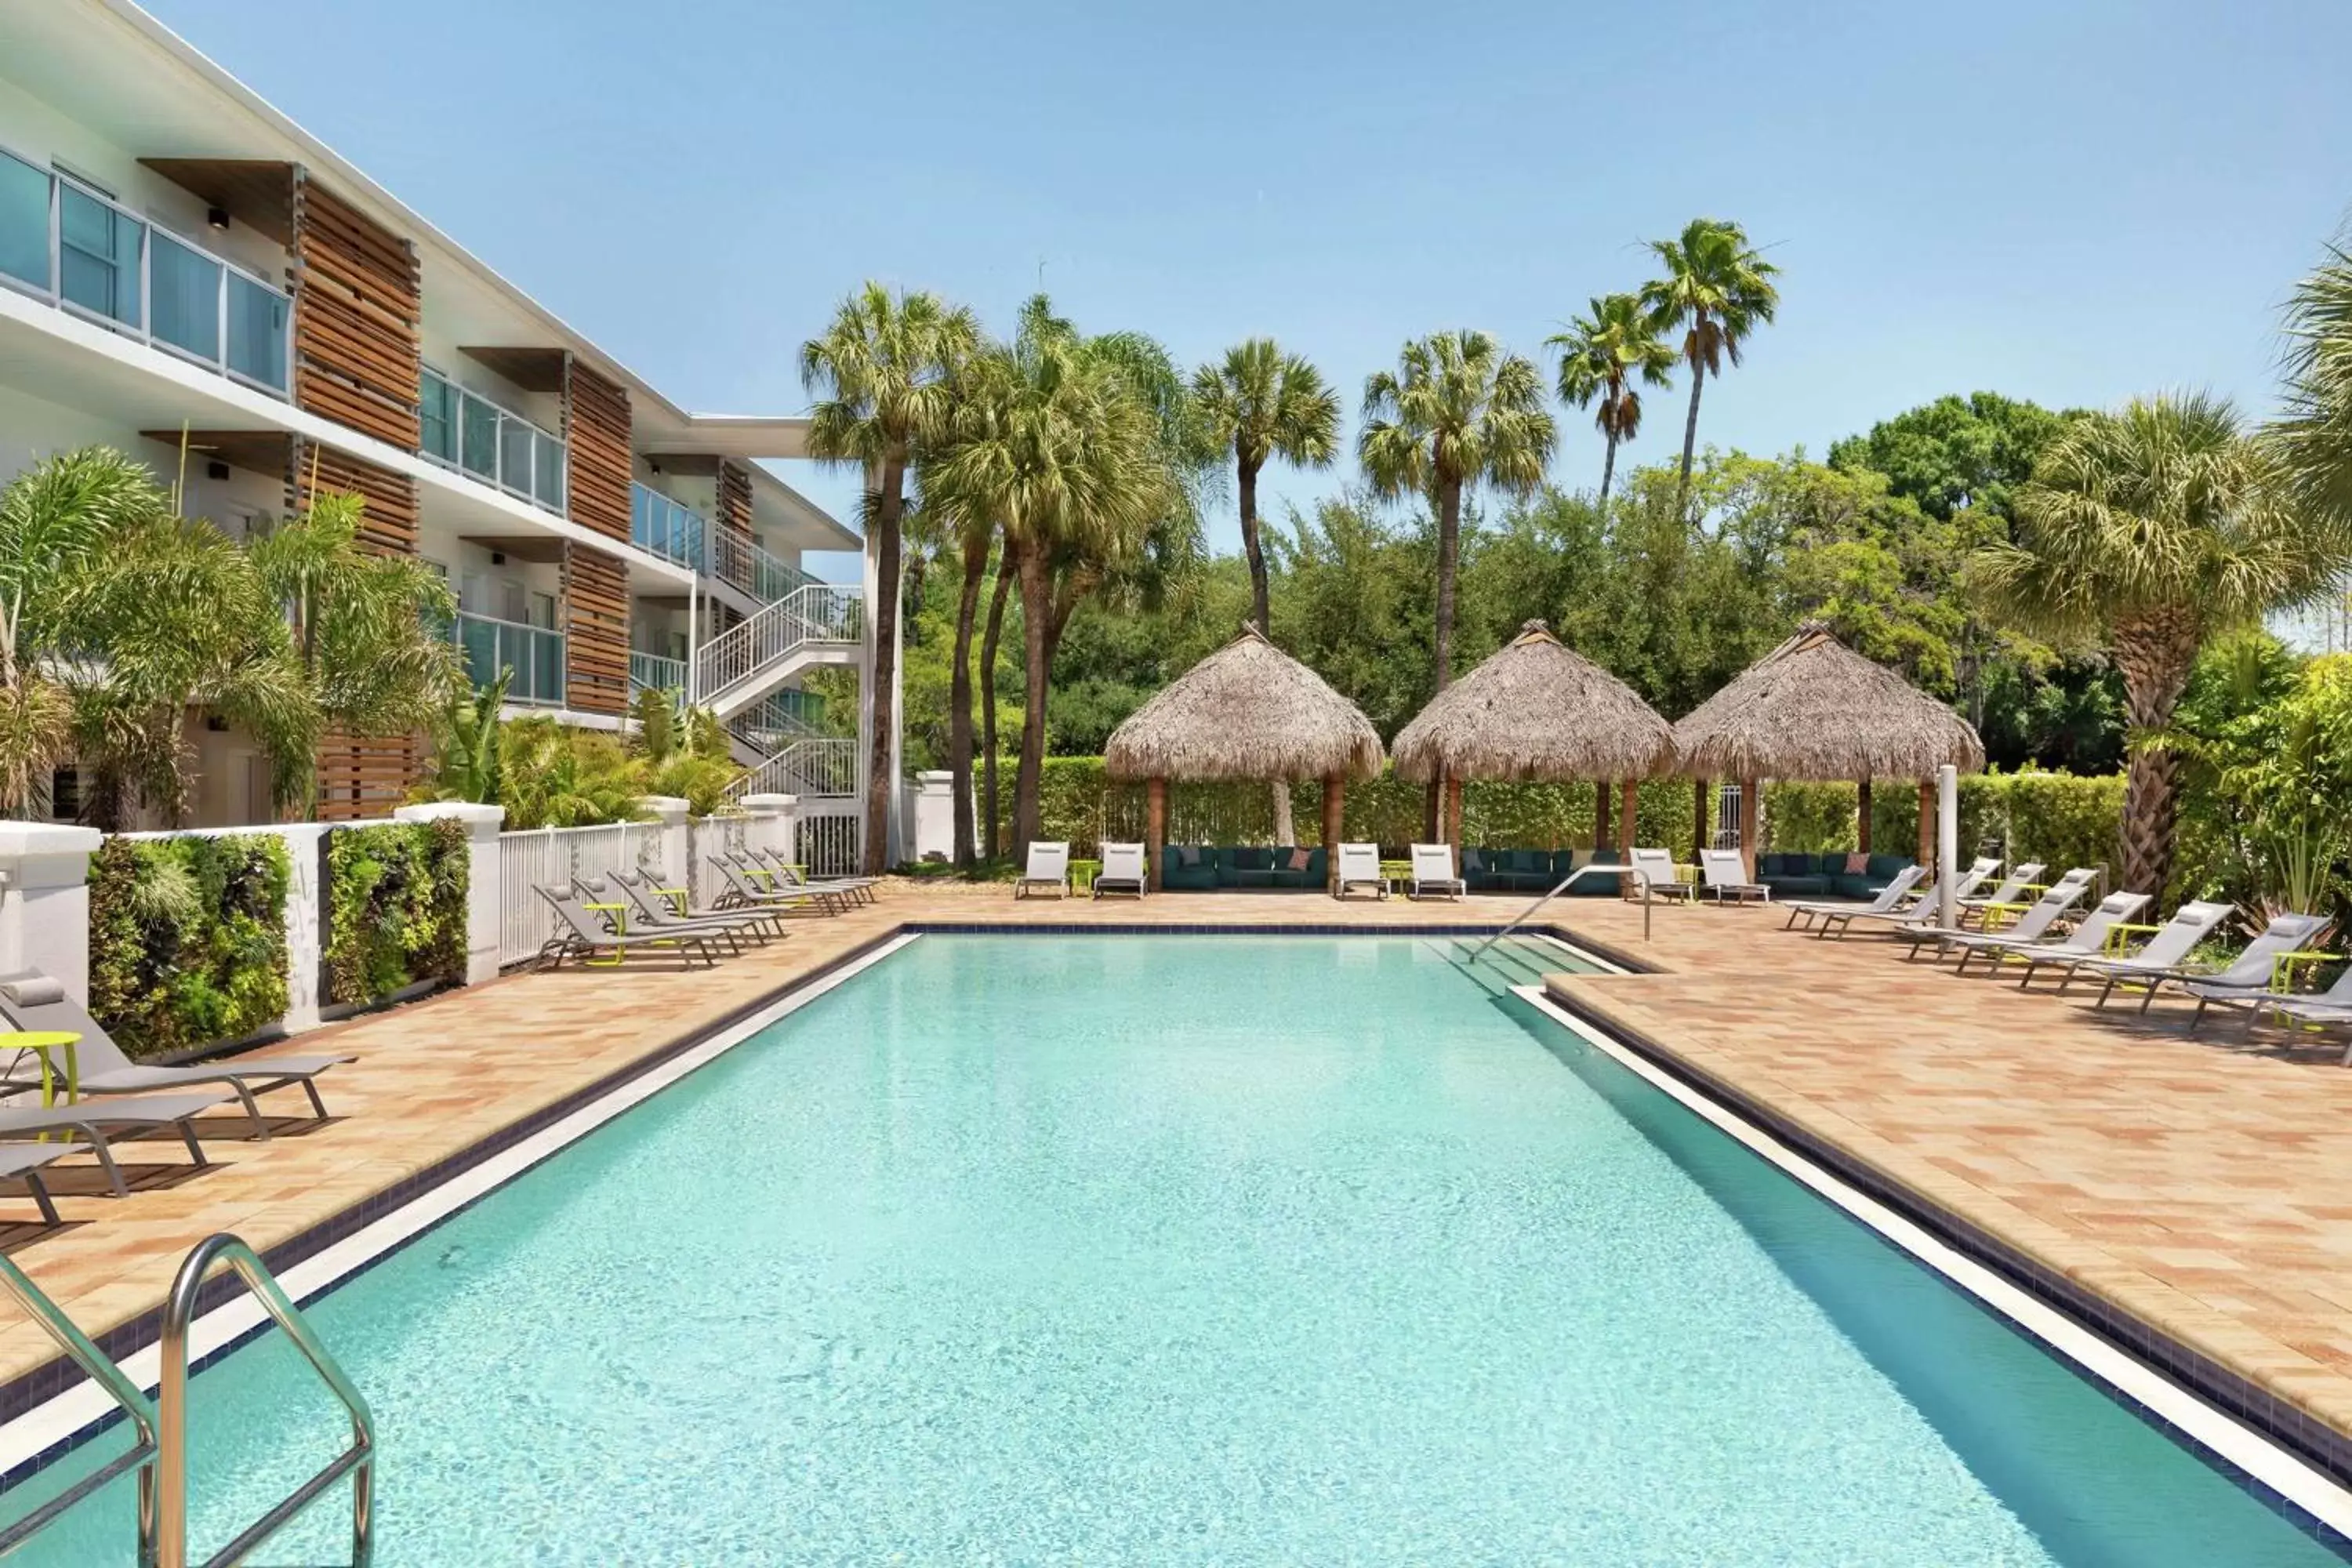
[1160,845,1221,891]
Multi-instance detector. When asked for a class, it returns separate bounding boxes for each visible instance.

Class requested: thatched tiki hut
[1105,628,1385,891]
[1672,622,1984,878]
[1392,621,1675,851]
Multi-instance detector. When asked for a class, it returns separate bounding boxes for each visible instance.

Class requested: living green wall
[88,833,290,1062]
[325,818,469,1007]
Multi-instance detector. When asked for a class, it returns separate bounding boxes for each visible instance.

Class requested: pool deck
[0,883,2350,1472]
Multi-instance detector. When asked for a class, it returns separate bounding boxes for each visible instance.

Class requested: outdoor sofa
[1752,851,1919,902]
[1459,848,1626,897]
[1159,846,1328,891]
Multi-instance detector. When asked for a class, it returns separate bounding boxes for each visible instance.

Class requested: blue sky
[145,0,2352,579]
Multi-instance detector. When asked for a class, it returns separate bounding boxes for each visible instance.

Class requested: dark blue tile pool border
[1534,983,2352,1555]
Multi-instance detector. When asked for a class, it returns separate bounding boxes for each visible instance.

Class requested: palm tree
[1190,339,1340,634]
[1639,218,1780,517]
[1547,293,1675,510]
[800,283,981,873]
[2274,234,2352,531]
[1974,394,2346,900]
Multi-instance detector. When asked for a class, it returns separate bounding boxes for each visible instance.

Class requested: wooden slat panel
[314,728,423,822]
[292,176,420,451]
[562,543,630,715]
[715,459,753,549]
[563,361,631,546]
[290,440,417,557]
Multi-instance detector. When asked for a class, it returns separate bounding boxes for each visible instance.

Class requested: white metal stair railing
[728,737,858,800]
[1472,860,1661,954]
[693,584,862,717]
[0,1232,373,1568]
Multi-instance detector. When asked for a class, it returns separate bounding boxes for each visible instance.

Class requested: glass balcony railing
[629,649,686,693]
[452,610,564,707]
[419,368,567,517]
[0,148,292,395]
[630,483,706,572]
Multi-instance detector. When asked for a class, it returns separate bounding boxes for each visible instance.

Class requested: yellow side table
[580,902,630,967]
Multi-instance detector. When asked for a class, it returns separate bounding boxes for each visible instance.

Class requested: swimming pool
[0,932,2344,1563]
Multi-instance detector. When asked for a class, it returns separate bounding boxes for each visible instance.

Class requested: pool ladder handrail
[0,1255,160,1563]
[1472,859,1658,961]
[158,1232,373,1568]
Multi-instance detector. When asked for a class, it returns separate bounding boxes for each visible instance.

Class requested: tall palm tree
[1639,218,1780,517]
[1190,339,1340,634]
[1974,394,2344,899]
[2274,234,2352,531]
[1359,332,1555,833]
[1546,293,1675,510]
[800,283,981,873]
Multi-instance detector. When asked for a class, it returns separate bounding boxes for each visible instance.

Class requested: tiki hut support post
[1146,777,1168,892]
[1857,775,1873,854]
[1692,778,1709,856]
[1595,781,1613,850]
[1619,780,1638,851]
[1320,776,1345,890]
[1916,779,1934,873]
[1445,777,1465,850]
[1737,776,1760,881]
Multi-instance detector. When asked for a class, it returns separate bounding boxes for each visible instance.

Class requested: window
[531,591,557,631]
[56,181,140,328]
[49,767,80,823]
[0,149,48,289]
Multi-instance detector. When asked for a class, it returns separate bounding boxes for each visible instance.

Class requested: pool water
[1,934,2342,1564]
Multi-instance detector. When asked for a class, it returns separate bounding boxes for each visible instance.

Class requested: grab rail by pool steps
[1472,860,1659,959]
[0,1255,160,1563]
[158,1234,373,1568]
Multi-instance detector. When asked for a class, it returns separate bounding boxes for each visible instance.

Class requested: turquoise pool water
[0,934,2342,1564]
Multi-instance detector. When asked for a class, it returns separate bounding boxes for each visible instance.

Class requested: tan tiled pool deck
[2,884,2350,1465]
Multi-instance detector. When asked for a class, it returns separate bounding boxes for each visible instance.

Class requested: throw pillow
[1287,847,1312,872]
[1845,852,1870,875]
[1177,846,1199,868]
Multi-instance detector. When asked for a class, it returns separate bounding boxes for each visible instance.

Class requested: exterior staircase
[694,583,862,719]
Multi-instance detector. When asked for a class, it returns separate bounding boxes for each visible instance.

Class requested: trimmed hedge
[992,757,1714,860]
[89,833,289,1062]
[325,819,469,1007]
[1764,769,2130,882]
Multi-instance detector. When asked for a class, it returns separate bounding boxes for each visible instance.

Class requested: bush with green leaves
[88,833,289,1060]
[325,818,468,1007]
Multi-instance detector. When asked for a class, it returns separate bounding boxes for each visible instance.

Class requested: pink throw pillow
[1287,847,1312,872]
[1845,852,1870,874]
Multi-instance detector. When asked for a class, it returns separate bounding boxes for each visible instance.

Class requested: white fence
[496,821,666,968]
[796,804,862,877]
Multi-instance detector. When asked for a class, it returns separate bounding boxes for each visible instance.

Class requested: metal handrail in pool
[0,1255,161,1563]
[157,1233,374,1568]
[1472,860,1659,959]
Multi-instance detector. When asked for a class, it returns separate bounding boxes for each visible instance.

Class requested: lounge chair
[2220,962,2352,1060]
[0,1142,89,1225]
[537,884,724,969]
[0,971,354,1133]
[1334,843,1385,900]
[1016,842,1071,898]
[1406,844,1464,901]
[1628,848,1696,902]
[1994,892,2194,989]
[1793,857,1997,934]
[710,858,846,916]
[738,848,876,906]
[587,873,778,952]
[723,851,860,912]
[1956,862,2047,928]
[1094,842,1147,898]
[2138,912,2335,1021]
[1697,849,1769,904]
[0,1092,233,1197]
[1903,868,2096,962]
[1783,864,1926,933]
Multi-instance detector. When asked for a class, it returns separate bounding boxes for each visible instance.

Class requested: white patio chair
[1334,843,1385,900]
[1015,841,1071,899]
[1093,842,1147,898]
[1407,843,1465,901]
[1697,848,1769,904]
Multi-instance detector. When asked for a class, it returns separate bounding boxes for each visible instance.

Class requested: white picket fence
[496,821,666,968]
[796,804,862,876]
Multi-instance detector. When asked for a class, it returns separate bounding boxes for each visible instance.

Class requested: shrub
[325,818,469,1007]
[88,833,290,1061]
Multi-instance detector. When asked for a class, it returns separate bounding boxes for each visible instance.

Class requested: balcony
[707,526,819,604]
[420,368,566,517]
[629,648,685,693]
[630,483,705,572]
[452,610,565,707]
[0,148,291,396]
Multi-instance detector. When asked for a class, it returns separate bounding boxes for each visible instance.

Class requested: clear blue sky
[144,0,2352,579]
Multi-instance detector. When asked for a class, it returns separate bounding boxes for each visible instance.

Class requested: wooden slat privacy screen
[715,459,753,548]
[314,729,425,822]
[291,176,421,451]
[289,439,418,557]
[563,360,632,546]
[563,543,630,715]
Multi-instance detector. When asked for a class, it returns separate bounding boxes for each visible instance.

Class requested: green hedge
[89,833,290,1062]
[991,757,1714,860]
[1763,770,2129,881]
[325,819,469,1007]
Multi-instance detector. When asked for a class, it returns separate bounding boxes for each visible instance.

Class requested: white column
[277,823,328,1033]
[394,801,506,985]
[0,823,101,1005]
[740,793,795,859]
[638,795,691,886]
[1937,764,1960,929]
[912,771,953,864]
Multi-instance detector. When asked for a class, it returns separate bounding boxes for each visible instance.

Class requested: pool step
[1439,936,1563,995]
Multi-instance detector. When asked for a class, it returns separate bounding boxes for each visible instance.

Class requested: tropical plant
[1189,339,1341,636]
[1973,393,2349,900]
[1359,330,1555,826]
[419,670,508,806]
[1640,218,1781,517]
[800,283,982,873]
[2274,233,2352,532]
[495,717,650,829]
[1547,293,1675,509]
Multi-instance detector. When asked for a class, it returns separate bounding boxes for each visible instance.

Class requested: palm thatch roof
[1105,627,1385,782]
[1671,621,1985,782]
[1391,621,1675,782]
